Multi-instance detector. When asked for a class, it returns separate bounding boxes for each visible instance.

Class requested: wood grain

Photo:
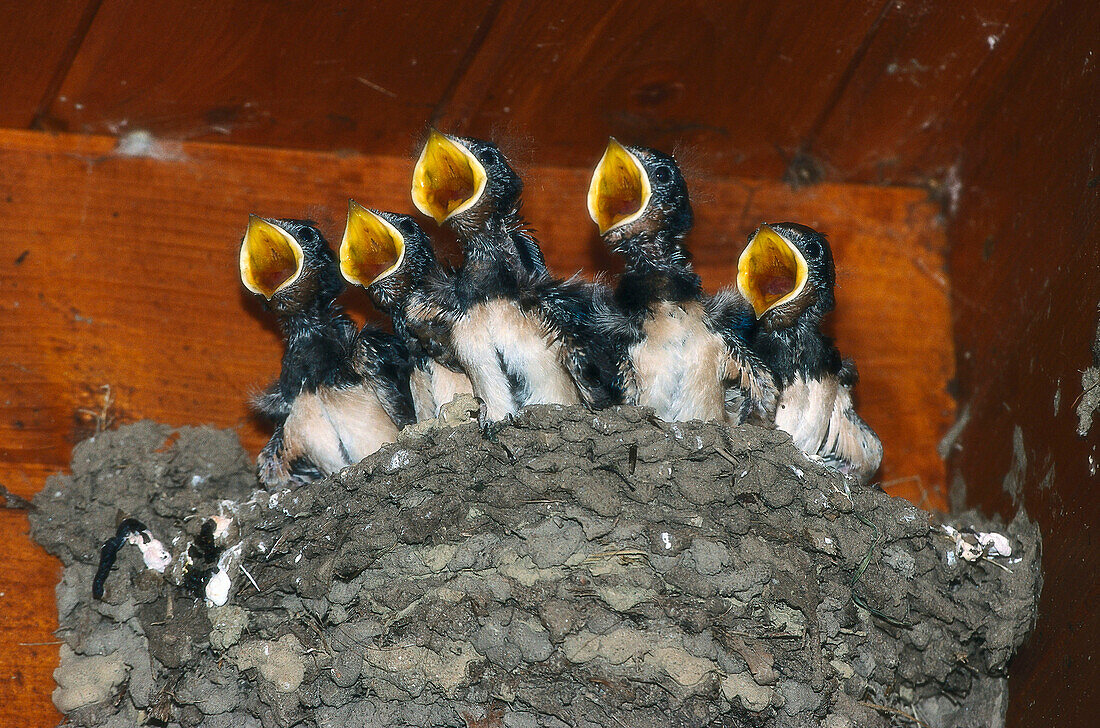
[811,0,1048,184]
[41,0,495,149]
[14,0,1053,185]
[435,0,884,181]
[0,128,952,725]
[0,0,99,128]
[0,511,61,726]
[945,0,1100,724]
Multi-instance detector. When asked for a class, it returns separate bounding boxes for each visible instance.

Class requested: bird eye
[653,164,673,184]
[804,240,822,259]
[397,218,418,236]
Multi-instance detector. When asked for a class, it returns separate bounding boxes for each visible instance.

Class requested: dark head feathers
[259,219,345,316]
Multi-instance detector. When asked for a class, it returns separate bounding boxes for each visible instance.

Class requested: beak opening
[339,202,406,288]
[736,225,809,318]
[587,138,651,235]
[411,130,488,224]
[240,215,304,300]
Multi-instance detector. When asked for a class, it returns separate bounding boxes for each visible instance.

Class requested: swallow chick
[587,139,775,424]
[240,216,415,487]
[340,201,474,421]
[412,129,547,277]
[410,131,622,419]
[737,222,883,484]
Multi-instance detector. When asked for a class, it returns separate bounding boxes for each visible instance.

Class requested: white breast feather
[426,360,474,417]
[283,385,401,474]
[775,375,882,483]
[631,302,728,423]
[452,300,578,420]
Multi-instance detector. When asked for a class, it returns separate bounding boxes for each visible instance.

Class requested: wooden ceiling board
[812,0,1050,184]
[9,0,1060,185]
[945,0,1100,723]
[25,0,1010,183]
[42,0,496,150]
[434,0,886,180]
[0,0,100,128]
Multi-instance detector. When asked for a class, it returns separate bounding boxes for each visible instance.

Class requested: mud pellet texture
[31,408,1041,728]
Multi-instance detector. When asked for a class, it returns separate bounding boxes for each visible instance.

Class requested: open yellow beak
[411,130,487,224]
[736,225,809,317]
[240,215,304,299]
[339,201,406,287]
[587,138,651,235]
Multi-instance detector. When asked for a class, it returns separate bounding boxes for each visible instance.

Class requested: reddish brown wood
[9,0,1062,187]
[812,0,1049,184]
[435,0,883,181]
[0,513,61,726]
[25,0,1042,185]
[0,0,99,128]
[0,130,954,505]
[43,0,495,147]
[35,0,887,178]
[0,129,952,725]
[946,0,1100,724]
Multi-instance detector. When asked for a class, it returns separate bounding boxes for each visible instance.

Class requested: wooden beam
[812,0,1048,184]
[435,0,884,180]
[0,128,953,724]
[20,0,1052,185]
[946,0,1100,724]
[0,0,99,128]
[41,0,495,146]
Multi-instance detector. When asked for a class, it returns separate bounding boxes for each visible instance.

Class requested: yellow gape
[340,201,406,288]
[736,224,809,317]
[239,215,304,300]
[587,138,651,235]
[411,130,488,223]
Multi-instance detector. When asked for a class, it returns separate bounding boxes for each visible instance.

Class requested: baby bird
[240,216,415,487]
[412,129,547,277]
[410,130,621,418]
[340,201,474,421]
[736,223,882,484]
[587,139,775,424]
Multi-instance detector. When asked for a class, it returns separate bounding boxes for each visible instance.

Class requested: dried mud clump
[31,407,1041,728]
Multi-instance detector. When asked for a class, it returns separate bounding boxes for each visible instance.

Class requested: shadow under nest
[30,404,1040,728]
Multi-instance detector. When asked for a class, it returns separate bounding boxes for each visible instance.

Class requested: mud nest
[31,406,1040,728]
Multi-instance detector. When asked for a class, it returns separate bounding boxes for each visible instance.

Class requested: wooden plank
[436,0,885,181]
[0,128,951,725]
[945,0,1100,724]
[41,0,495,147]
[16,0,1055,186]
[812,0,1049,184]
[33,0,894,181]
[0,512,61,727]
[0,0,99,128]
